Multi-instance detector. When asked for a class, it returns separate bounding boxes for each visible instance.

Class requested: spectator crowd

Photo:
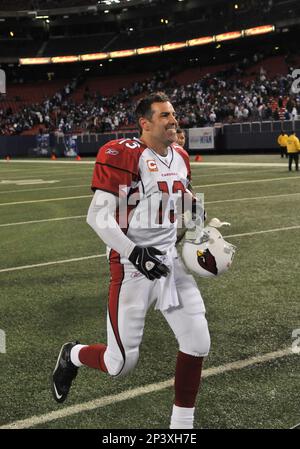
[1,58,300,136]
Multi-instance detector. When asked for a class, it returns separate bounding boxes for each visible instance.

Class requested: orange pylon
[76,155,81,161]
[194,155,203,162]
[5,155,11,161]
[51,153,57,160]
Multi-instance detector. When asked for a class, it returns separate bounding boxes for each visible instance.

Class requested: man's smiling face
[142,101,178,146]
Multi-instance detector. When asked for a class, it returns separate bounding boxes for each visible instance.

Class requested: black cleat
[51,341,79,403]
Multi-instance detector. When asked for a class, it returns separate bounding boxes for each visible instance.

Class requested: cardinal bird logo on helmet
[196,249,218,275]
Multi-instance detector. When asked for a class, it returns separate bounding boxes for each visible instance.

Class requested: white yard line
[0,215,86,228]
[0,347,294,429]
[0,172,281,195]
[0,166,90,175]
[0,254,106,274]
[1,192,300,228]
[224,225,300,238]
[0,173,90,181]
[192,169,279,178]
[0,170,275,187]
[0,176,298,207]
[191,162,288,167]
[0,159,94,165]
[0,195,92,206]
[206,192,300,205]
[0,184,89,195]
[0,160,288,167]
[1,224,299,273]
[193,176,300,188]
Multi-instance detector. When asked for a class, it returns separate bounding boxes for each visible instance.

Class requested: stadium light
[51,56,79,63]
[110,49,136,58]
[244,25,275,36]
[137,46,162,55]
[99,0,120,4]
[81,53,108,61]
[163,42,186,51]
[188,36,214,46]
[215,31,242,41]
[19,58,51,64]
[18,23,275,66]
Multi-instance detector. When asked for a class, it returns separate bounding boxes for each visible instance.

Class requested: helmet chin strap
[208,217,231,228]
[186,217,231,244]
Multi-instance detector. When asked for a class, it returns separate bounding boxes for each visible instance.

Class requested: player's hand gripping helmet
[182,218,236,277]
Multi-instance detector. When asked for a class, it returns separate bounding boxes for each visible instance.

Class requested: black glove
[128,246,170,281]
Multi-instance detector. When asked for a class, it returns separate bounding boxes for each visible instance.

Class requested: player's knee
[104,348,139,377]
[179,314,211,356]
[113,348,139,377]
[117,349,139,377]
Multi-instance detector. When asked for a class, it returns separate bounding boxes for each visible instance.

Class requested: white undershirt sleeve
[86,189,136,259]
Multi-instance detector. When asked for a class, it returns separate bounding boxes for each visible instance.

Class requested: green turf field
[0,154,299,429]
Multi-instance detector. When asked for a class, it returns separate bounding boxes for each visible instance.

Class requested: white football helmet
[182,219,236,277]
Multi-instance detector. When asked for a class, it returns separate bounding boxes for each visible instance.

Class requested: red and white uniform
[91,137,191,253]
[88,138,210,377]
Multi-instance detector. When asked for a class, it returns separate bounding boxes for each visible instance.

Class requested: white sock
[70,344,87,367]
[170,405,195,429]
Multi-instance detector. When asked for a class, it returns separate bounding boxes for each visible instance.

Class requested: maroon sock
[79,344,108,373]
[174,351,203,407]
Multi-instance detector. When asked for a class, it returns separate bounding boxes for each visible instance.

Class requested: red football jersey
[91,138,191,251]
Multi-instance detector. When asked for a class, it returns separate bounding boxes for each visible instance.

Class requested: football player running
[51,92,210,429]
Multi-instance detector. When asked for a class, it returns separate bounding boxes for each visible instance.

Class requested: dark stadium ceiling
[0,0,244,18]
[0,0,299,45]
[0,0,299,25]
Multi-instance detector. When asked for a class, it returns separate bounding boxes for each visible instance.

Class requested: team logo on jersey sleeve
[147,160,158,172]
[106,148,119,156]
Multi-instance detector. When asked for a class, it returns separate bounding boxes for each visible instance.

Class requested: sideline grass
[0,155,299,429]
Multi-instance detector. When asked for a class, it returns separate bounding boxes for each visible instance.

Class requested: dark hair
[135,92,170,133]
[176,127,185,134]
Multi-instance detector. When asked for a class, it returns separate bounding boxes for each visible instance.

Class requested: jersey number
[156,180,186,224]
[118,139,140,149]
